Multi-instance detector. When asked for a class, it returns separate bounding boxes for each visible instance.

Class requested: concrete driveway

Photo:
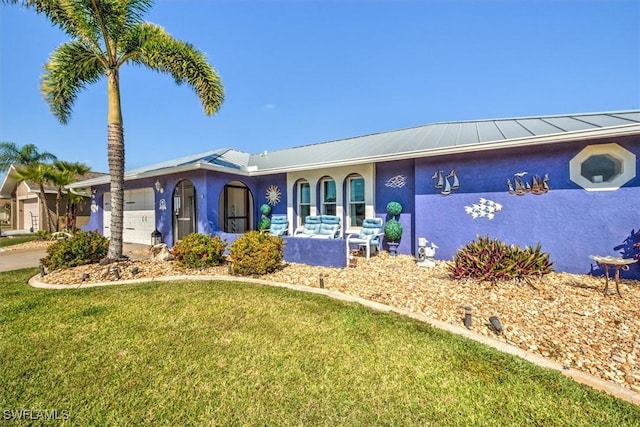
[0,243,149,272]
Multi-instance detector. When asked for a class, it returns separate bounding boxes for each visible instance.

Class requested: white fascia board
[67,123,640,182]
[250,124,640,175]
[67,162,250,190]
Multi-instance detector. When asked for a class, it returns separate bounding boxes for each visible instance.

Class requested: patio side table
[589,255,637,297]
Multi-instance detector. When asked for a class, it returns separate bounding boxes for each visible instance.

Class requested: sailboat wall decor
[432,170,460,195]
[507,172,550,196]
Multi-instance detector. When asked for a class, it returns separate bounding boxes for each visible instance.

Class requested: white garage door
[103,188,155,245]
[22,199,39,231]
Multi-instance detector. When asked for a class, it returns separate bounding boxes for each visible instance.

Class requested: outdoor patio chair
[268,215,289,236]
[346,217,384,259]
[293,216,322,237]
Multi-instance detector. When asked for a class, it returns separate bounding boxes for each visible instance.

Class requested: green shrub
[171,233,227,268]
[229,231,284,276]
[386,201,402,218]
[449,235,554,282]
[384,219,403,242]
[260,204,272,216]
[41,231,109,270]
[35,230,51,240]
[257,217,271,231]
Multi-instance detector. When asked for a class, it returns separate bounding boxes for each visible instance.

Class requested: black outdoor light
[131,266,140,276]
[464,306,472,328]
[151,229,162,246]
[81,273,90,282]
[39,264,46,277]
[489,316,503,335]
[112,267,121,280]
[319,273,324,289]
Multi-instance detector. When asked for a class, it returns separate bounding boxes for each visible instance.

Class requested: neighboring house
[69,110,640,277]
[0,164,104,232]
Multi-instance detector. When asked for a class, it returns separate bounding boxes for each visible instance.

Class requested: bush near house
[172,233,227,268]
[229,231,284,276]
[449,235,554,282]
[41,231,109,270]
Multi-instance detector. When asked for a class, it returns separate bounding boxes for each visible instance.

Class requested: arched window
[297,179,310,225]
[347,174,365,227]
[320,177,336,215]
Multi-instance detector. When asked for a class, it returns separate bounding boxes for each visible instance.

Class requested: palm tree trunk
[55,189,62,231]
[38,183,53,233]
[106,69,125,260]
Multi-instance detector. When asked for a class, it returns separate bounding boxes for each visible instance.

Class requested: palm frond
[41,40,106,124]
[0,142,57,170]
[126,23,224,116]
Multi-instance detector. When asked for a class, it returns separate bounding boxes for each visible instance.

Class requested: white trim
[68,124,640,188]
[569,143,636,191]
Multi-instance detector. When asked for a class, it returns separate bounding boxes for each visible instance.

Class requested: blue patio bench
[294,215,341,239]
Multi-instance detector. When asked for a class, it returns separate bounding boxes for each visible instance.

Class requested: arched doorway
[173,180,197,241]
[219,181,253,233]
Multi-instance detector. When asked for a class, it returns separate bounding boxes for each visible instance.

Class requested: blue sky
[1,0,638,173]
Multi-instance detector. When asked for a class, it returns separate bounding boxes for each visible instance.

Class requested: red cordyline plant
[449,235,554,284]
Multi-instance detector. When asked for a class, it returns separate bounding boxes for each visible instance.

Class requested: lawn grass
[1,269,639,426]
[0,235,37,248]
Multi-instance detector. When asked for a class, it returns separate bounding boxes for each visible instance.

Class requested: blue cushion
[304,216,321,224]
[320,215,341,225]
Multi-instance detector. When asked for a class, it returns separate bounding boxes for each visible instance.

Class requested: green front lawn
[1,269,638,425]
[0,235,37,248]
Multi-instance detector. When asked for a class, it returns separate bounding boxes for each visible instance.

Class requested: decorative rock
[30,252,640,390]
[150,244,173,262]
[611,354,626,364]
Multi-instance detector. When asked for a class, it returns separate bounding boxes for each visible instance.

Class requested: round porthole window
[570,143,636,191]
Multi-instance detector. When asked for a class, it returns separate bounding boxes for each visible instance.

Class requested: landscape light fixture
[151,229,162,246]
[464,306,472,328]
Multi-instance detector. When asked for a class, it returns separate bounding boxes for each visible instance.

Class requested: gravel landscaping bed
[19,241,640,393]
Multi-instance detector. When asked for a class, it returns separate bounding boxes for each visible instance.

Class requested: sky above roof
[1,0,638,174]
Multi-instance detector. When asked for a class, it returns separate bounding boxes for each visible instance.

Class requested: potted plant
[258,204,272,231]
[384,201,403,256]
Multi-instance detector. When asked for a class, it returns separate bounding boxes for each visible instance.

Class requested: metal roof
[249,110,640,173]
[68,110,640,188]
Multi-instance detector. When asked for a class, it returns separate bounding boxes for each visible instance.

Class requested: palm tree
[10,163,56,232]
[50,160,91,231]
[0,142,58,233]
[4,0,224,260]
[66,189,87,231]
[0,142,57,171]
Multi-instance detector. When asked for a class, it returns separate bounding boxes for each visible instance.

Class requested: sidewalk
[0,243,149,272]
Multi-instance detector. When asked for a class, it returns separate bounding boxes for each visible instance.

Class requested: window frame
[347,175,365,228]
[569,143,636,191]
[320,177,337,216]
[298,180,311,226]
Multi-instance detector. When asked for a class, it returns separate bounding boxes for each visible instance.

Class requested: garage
[22,199,39,232]
[103,188,155,245]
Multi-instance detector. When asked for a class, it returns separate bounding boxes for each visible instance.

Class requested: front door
[173,180,196,241]
[221,182,252,233]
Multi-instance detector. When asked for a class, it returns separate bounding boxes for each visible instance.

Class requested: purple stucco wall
[376,159,415,255]
[413,135,639,278]
[86,171,287,248]
[85,135,638,278]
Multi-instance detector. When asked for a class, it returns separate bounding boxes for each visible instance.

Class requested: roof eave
[250,124,640,175]
[67,162,250,190]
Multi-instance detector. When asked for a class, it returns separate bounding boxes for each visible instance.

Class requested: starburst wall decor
[266,185,281,206]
